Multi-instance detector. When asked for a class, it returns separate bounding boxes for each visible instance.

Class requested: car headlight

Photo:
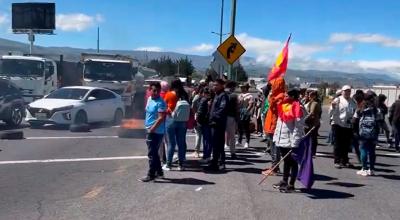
[53,105,74,112]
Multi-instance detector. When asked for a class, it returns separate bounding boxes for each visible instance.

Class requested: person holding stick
[270,88,306,193]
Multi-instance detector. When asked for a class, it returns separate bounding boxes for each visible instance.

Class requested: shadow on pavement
[374,162,398,167]
[378,174,400,180]
[232,167,263,175]
[156,178,215,185]
[225,161,254,166]
[242,158,271,164]
[373,167,396,173]
[302,188,355,199]
[326,182,365,188]
[314,174,338,181]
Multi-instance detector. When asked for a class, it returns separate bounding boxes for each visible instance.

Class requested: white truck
[80,53,138,115]
[0,55,58,104]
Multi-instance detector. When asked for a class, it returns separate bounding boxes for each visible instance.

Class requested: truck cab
[0,55,58,104]
[80,53,138,116]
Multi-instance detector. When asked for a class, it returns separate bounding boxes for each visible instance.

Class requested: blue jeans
[200,124,212,159]
[166,120,188,166]
[146,133,164,177]
[360,140,376,170]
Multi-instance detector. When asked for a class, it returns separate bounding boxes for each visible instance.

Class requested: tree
[177,56,195,77]
[233,63,248,82]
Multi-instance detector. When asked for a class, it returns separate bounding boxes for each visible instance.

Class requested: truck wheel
[5,106,23,127]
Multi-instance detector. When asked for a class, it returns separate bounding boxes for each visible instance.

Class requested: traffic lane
[1,143,399,220]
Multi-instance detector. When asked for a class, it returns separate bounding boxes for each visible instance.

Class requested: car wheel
[113,109,124,125]
[5,106,23,127]
[74,110,88,125]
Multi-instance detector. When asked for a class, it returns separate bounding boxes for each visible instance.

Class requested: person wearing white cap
[329,85,357,168]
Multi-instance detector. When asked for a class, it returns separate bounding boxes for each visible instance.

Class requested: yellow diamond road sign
[217,35,246,65]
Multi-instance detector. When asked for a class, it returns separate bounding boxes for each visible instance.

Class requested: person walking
[192,85,204,158]
[354,91,380,176]
[329,85,357,168]
[351,90,365,163]
[304,91,322,156]
[139,82,167,182]
[225,81,239,159]
[196,87,212,162]
[271,88,305,193]
[389,95,400,152]
[237,83,255,149]
[163,79,190,171]
[205,79,229,171]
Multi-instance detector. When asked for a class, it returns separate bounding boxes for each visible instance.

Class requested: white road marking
[195,187,203,192]
[0,156,148,165]
[25,134,196,140]
[26,136,119,140]
[385,153,400,156]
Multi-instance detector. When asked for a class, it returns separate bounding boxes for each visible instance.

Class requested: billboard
[12,3,55,31]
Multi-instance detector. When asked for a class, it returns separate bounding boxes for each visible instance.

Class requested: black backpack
[359,107,379,140]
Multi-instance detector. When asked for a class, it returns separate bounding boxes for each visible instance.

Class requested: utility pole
[97,26,100,53]
[228,0,237,81]
[219,0,224,45]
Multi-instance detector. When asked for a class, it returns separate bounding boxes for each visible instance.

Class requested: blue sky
[1,0,400,74]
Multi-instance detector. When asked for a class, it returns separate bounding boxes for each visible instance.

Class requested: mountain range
[0,37,398,87]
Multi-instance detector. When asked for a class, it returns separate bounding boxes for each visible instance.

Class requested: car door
[96,89,118,121]
[84,89,105,122]
[0,81,7,115]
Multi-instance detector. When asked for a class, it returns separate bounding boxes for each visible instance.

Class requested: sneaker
[244,142,249,149]
[356,169,368,176]
[280,184,295,193]
[193,151,201,158]
[138,176,155,182]
[367,169,375,176]
[162,164,171,171]
[236,141,242,146]
[272,181,288,189]
[177,165,185,171]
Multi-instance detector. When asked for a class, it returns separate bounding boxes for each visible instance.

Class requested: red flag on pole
[267,34,291,81]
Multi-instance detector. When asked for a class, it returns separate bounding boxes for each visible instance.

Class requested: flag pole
[258,126,315,185]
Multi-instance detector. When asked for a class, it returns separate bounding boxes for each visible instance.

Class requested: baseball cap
[342,85,351,91]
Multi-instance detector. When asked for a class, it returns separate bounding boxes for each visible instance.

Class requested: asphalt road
[0,109,399,220]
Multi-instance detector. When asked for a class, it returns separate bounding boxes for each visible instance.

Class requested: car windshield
[46,88,89,100]
[84,61,132,81]
[0,59,44,77]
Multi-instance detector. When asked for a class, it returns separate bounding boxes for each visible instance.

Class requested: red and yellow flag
[277,98,303,122]
[267,34,291,81]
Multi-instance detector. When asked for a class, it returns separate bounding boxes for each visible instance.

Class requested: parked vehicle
[0,79,25,126]
[0,55,58,103]
[80,53,139,115]
[25,86,125,127]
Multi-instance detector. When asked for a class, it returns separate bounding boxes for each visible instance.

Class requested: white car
[26,86,125,127]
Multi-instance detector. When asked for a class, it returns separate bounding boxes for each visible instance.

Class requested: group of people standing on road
[140,76,396,192]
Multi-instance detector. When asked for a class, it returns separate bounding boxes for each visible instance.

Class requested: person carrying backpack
[163,79,190,171]
[354,91,380,176]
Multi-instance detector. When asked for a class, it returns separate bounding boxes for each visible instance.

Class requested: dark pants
[393,123,400,151]
[200,124,212,159]
[146,133,164,177]
[352,135,361,162]
[360,140,376,170]
[280,147,298,185]
[211,125,226,166]
[238,119,251,144]
[333,125,353,165]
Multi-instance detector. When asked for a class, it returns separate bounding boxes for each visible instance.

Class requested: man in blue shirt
[139,82,167,182]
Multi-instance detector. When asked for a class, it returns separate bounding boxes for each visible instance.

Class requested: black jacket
[209,91,229,127]
[389,100,400,125]
[197,97,210,125]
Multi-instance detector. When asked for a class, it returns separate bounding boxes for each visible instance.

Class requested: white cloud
[190,43,214,52]
[236,33,331,64]
[135,46,163,52]
[329,33,400,47]
[0,12,9,26]
[56,13,104,32]
[343,44,354,54]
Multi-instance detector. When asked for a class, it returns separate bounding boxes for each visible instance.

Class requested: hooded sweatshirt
[264,77,286,134]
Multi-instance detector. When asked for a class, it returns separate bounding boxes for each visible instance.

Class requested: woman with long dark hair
[163,79,189,171]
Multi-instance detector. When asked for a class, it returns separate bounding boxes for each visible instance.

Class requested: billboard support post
[28,30,35,54]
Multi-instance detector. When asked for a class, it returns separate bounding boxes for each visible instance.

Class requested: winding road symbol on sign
[227,42,237,59]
